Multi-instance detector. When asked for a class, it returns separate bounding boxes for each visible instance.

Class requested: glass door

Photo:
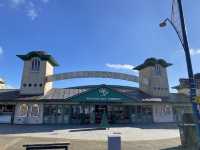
[44,104,64,124]
[57,105,63,124]
[95,105,107,124]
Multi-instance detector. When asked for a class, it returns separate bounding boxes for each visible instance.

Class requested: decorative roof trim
[17,51,59,66]
[134,58,172,70]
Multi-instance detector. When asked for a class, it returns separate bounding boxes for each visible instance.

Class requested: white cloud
[189,48,200,56]
[10,0,25,7]
[0,77,16,89]
[106,63,134,70]
[7,0,50,20]
[0,46,3,55]
[27,8,38,20]
[106,63,138,73]
[177,48,200,57]
[25,2,39,20]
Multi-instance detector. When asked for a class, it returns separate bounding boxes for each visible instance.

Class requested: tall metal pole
[177,0,200,140]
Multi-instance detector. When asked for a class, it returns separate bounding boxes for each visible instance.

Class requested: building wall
[20,58,53,95]
[139,65,170,97]
[44,61,53,94]
[178,88,200,96]
[12,102,177,124]
[14,103,43,124]
[177,88,190,95]
[153,104,174,123]
[139,67,153,95]
[151,66,169,97]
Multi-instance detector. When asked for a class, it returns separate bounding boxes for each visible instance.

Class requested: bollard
[108,134,121,150]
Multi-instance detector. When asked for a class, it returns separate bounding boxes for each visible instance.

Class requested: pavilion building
[0,51,191,124]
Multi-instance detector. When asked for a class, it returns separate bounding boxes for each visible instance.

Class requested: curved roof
[17,51,59,66]
[134,58,172,70]
[0,85,150,102]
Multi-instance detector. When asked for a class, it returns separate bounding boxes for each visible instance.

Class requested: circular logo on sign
[98,88,109,97]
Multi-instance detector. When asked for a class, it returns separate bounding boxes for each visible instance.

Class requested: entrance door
[95,105,107,124]
[44,105,63,124]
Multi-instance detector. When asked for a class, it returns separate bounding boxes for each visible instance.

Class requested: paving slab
[0,124,180,141]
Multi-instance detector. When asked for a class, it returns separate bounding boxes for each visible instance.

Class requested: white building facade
[0,51,190,124]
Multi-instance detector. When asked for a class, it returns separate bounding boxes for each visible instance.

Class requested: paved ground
[0,124,182,150]
[0,124,180,141]
[0,136,182,150]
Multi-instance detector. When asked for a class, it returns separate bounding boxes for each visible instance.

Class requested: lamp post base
[178,113,200,149]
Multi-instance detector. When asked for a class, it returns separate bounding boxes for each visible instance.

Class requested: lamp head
[159,20,167,27]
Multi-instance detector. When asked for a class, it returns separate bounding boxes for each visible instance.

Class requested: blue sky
[0,0,200,91]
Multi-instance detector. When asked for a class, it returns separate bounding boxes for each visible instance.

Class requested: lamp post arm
[164,18,185,49]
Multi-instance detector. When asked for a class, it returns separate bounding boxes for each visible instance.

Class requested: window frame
[31,58,41,72]
[31,104,40,117]
[18,104,28,117]
[155,64,161,76]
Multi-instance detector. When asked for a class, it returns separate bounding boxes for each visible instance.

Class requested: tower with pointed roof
[134,58,172,97]
[17,51,59,95]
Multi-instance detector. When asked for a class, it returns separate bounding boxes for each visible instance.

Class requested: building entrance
[43,104,153,125]
[43,104,70,124]
[0,104,15,124]
[95,105,107,124]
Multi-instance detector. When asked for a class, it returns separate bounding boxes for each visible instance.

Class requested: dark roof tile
[0,85,189,103]
[134,58,172,70]
[17,51,59,66]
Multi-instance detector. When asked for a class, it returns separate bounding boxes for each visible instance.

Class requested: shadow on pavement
[160,146,181,150]
[160,145,198,150]
[0,123,178,135]
[69,127,107,132]
[130,123,178,129]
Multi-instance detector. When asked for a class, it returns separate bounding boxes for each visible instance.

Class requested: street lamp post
[160,0,200,147]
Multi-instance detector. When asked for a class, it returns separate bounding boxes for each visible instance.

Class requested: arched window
[31,58,41,71]
[31,104,40,117]
[19,104,28,117]
[155,64,161,76]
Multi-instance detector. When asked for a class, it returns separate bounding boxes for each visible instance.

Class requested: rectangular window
[18,104,28,117]
[31,104,40,117]
[155,64,161,76]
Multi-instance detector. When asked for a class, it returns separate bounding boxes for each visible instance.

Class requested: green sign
[70,86,130,102]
